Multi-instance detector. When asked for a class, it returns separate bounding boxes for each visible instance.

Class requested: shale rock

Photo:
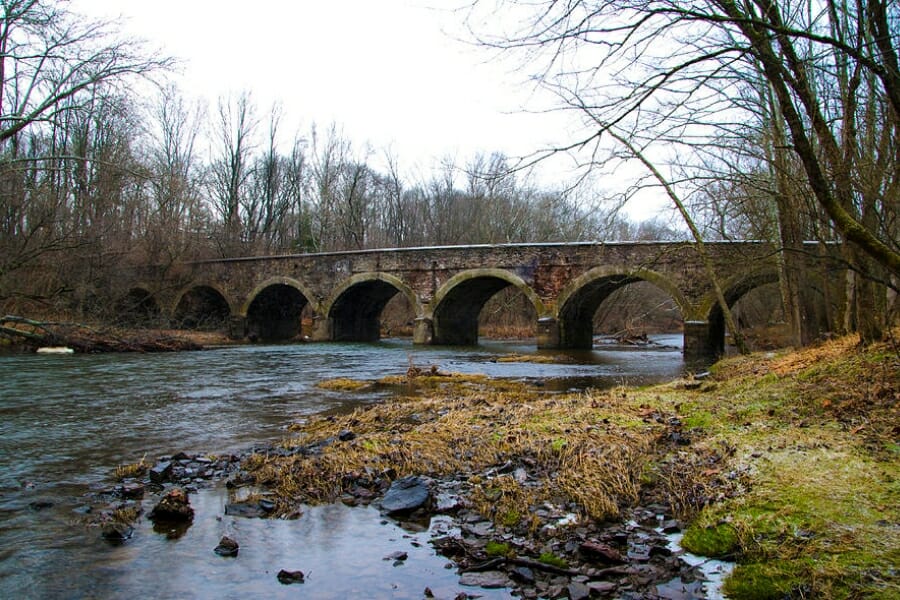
[580,540,625,564]
[149,461,173,483]
[381,475,430,515]
[148,488,194,522]
[459,570,511,588]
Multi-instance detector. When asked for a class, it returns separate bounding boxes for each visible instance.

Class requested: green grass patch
[537,552,568,569]
[723,561,811,600]
[667,337,900,597]
[485,541,512,557]
[687,443,899,597]
[681,522,740,557]
[500,509,521,527]
[681,409,715,430]
[360,439,381,452]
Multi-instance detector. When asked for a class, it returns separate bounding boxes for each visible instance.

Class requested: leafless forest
[1,1,897,345]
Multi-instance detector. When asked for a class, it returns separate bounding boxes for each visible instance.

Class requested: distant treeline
[0,80,685,316]
[1,1,896,345]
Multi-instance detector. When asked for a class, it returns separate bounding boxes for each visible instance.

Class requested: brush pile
[0,315,202,352]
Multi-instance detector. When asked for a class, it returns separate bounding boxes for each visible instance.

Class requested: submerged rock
[384,548,412,566]
[101,522,133,543]
[224,498,275,518]
[381,475,430,515]
[28,500,54,511]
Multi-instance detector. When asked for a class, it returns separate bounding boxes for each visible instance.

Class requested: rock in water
[383,550,408,564]
[101,523,133,543]
[381,475,430,515]
[214,536,239,557]
[148,488,194,522]
[149,461,173,483]
[120,482,145,499]
[277,569,305,584]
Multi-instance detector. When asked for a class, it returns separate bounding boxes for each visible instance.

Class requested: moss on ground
[673,335,899,598]
[681,522,740,557]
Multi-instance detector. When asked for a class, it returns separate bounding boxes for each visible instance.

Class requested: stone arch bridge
[122,242,826,357]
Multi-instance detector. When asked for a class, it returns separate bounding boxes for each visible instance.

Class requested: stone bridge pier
[120,242,840,359]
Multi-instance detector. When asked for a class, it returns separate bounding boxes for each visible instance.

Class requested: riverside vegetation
[111,334,898,598]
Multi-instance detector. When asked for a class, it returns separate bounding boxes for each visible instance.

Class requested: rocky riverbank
[94,448,721,599]
[96,333,898,598]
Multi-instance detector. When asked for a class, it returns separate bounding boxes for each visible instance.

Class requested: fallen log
[0,315,203,353]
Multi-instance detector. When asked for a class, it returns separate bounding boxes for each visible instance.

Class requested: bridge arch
[115,286,162,327]
[555,267,689,349]
[171,283,234,331]
[242,277,318,342]
[697,268,781,355]
[430,268,545,346]
[323,273,422,342]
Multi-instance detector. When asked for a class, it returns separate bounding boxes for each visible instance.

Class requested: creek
[0,336,688,598]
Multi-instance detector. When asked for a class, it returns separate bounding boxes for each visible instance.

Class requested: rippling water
[0,337,686,598]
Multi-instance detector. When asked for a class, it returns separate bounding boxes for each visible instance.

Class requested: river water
[0,336,687,599]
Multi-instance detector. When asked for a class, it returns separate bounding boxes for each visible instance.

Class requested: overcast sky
[69,0,673,223]
[72,1,579,174]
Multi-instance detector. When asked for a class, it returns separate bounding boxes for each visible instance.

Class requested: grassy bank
[675,336,899,599]
[243,334,898,598]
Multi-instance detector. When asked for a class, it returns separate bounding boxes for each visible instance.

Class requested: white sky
[71,0,666,221]
[72,2,563,166]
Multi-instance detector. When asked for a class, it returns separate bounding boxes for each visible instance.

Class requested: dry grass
[246,374,663,523]
[493,353,577,364]
[114,457,147,480]
[240,334,899,597]
[769,333,860,375]
[112,505,141,523]
[315,378,372,392]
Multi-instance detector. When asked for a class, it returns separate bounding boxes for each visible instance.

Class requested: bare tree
[0,1,171,144]
[0,0,170,308]
[467,0,900,342]
[140,84,206,263]
[207,92,257,256]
